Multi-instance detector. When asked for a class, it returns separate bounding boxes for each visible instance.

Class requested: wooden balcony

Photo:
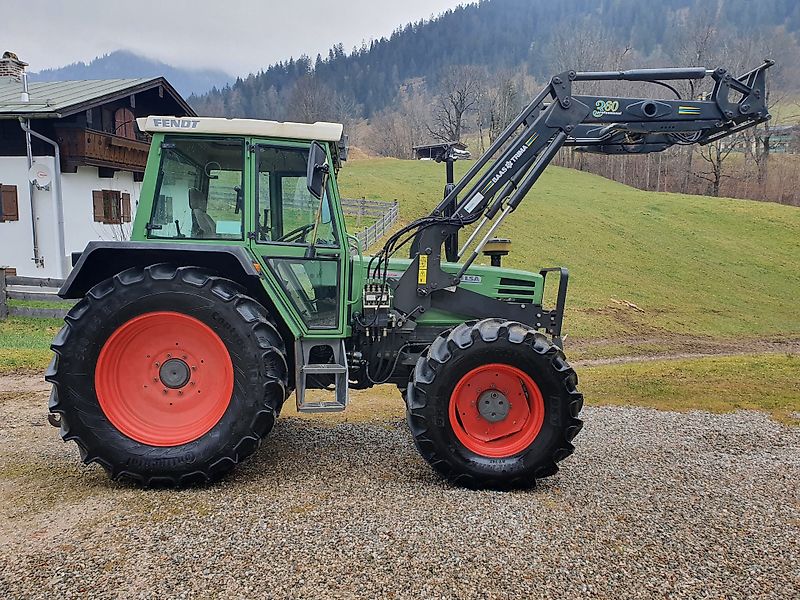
[55,127,150,174]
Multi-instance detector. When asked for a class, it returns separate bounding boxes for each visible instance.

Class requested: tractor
[47,62,772,488]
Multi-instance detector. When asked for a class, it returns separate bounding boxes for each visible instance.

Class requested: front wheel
[407,319,583,489]
[46,264,288,486]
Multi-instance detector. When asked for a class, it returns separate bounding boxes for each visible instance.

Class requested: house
[721,123,799,155]
[761,125,799,154]
[0,52,195,279]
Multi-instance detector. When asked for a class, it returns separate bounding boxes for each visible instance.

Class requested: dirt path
[0,373,49,395]
[573,339,800,367]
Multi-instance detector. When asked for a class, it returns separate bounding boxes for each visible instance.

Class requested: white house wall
[0,156,142,279]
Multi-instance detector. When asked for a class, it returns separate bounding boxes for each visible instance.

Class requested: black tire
[407,318,583,490]
[46,264,289,486]
[397,384,408,403]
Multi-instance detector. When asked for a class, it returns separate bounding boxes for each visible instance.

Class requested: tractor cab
[145,135,246,240]
[132,116,351,337]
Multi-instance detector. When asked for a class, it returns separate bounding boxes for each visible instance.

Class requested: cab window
[148,136,244,240]
[255,145,338,246]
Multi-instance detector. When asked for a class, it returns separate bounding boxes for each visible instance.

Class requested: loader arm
[376,61,773,333]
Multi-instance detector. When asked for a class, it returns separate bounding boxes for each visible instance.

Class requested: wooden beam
[0,271,7,320]
[7,290,72,303]
[7,276,65,287]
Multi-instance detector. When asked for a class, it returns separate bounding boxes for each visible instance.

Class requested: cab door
[248,140,348,338]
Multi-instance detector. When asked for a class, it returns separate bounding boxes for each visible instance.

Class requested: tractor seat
[189,188,217,238]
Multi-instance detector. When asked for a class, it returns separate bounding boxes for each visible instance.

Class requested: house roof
[137,116,344,142]
[0,77,195,119]
[413,141,468,151]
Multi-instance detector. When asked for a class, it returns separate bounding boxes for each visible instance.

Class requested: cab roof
[136,116,344,142]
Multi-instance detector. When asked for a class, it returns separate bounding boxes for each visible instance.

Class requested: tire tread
[46,264,288,487]
[407,318,583,490]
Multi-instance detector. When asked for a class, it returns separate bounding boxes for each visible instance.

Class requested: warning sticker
[463,192,484,213]
[417,254,428,285]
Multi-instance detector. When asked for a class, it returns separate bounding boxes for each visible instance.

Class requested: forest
[190,0,800,205]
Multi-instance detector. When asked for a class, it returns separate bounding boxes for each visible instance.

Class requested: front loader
[47,61,772,489]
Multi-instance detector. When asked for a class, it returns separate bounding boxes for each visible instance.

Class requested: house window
[114,107,136,139]
[93,190,131,224]
[0,184,19,222]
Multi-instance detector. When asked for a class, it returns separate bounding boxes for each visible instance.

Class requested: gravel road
[0,374,798,599]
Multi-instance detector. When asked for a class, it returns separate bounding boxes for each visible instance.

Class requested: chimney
[0,51,28,80]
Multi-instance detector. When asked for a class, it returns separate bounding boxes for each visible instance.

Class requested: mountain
[30,50,232,98]
[189,0,800,119]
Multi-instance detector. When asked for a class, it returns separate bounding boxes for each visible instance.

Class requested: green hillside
[339,159,800,348]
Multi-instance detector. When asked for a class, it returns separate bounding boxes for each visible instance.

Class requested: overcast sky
[4,0,468,75]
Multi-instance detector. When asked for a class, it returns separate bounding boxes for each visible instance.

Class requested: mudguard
[59,241,261,299]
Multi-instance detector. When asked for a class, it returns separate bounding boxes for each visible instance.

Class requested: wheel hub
[477,389,510,422]
[95,311,233,447]
[159,358,191,389]
[449,363,545,458]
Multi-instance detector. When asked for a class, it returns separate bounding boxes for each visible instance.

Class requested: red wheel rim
[449,363,544,458]
[95,311,233,446]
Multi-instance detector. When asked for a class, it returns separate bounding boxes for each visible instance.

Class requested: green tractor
[48,63,771,488]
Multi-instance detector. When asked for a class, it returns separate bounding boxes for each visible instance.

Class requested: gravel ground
[0,375,798,599]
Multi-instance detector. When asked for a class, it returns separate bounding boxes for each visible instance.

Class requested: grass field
[0,317,61,372]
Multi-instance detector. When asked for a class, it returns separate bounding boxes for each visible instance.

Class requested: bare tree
[287,75,332,123]
[741,119,775,198]
[366,81,430,158]
[427,66,482,142]
[668,8,720,194]
[550,23,632,95]
[696,138,738,196]
[476,71,522,150]
[259,85,286,121]
[738,29,800,198]
[331,92,363,143]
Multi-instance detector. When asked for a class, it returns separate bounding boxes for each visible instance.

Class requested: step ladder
[295,339,349,413]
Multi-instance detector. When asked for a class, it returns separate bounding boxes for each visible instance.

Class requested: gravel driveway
[0,374,798,599]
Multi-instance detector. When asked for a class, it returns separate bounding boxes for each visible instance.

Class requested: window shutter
[1,185,19,222]
[121,193,131,222]
[107,190,121,224]
[93,190,105,222]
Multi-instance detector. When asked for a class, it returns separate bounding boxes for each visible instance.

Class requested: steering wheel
[204,161,221,178]
[276,223,315,243]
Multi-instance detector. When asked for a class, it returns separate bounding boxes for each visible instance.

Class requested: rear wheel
[46,264,288,486]
[407,319,583,489]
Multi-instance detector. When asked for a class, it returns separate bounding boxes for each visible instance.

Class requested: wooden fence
[271,197,400,249]
[353,201,399,250]
[343,199,399,250]
[0,273,72,320]
[341,197,397,218]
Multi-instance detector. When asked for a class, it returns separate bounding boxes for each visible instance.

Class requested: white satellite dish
[28,163,52,189]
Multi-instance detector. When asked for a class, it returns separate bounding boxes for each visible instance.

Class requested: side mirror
[306,141,329,200]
